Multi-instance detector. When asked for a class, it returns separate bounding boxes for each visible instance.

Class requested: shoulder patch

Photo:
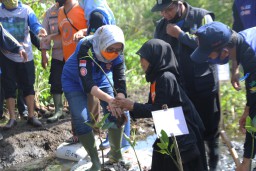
[80,67,87,76]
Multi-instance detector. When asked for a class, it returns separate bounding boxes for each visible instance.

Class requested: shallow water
[4,134,256,171]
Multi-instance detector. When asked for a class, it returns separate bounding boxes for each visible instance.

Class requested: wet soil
[0,87,154,170]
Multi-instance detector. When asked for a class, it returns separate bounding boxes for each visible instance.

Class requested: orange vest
[150,82,156,104]
[58,5,87,61]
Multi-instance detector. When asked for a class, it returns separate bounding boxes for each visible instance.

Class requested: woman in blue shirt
[62,25,127,171]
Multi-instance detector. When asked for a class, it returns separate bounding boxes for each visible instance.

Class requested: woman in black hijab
[115,39,207,171]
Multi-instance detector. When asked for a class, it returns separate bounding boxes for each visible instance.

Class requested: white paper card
[151,106,189,137]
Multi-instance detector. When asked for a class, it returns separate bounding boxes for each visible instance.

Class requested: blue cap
[191,21,232,63]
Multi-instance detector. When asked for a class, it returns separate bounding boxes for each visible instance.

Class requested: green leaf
[157,142,168,150]
[160,130,169,143]
[156,149,168,155]
[85,122,94,128]
[102,122,114,130]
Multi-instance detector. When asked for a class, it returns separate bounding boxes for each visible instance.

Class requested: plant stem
[83,55,118,95]
[171,135,183,171]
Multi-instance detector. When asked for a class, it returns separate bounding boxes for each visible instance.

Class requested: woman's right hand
[108,98,123,118]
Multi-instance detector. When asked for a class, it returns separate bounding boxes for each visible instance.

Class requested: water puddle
[3,134,256,171]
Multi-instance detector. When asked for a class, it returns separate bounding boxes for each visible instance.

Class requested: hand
[19,49,28,62]
[38,28,47,37]
[114,97,134,111]
[166,24,182,39]
[41,36,52,45]
[41,50,49,69]
[108,98,123,118]
[236,158,251,171]
[73,29,87,42]
[239,106,249,134]
[231,72,241,91]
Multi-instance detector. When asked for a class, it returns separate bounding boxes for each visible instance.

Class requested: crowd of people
[0,0,256,171]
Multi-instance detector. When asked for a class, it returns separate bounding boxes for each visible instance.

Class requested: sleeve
[232,2,244,32]
[40,11,51,50]
[77,39,96,93]
[132,74,182,118]
[30,30,41,50]
[27,7,43,35]
[178,14,213,49]
[0,24,23,53]
[113,56,127,97]
[87,11,106,35]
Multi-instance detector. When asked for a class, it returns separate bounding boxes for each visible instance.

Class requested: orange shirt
[58,5,87,61]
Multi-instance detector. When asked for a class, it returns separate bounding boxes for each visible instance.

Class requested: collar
[1,1,22,11]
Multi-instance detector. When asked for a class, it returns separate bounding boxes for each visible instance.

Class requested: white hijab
[79,0,115,25]
[92,25,124,63]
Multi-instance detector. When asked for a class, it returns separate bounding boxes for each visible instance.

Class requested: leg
[0,75,5,120]
[47,59,64,123]
[1,58,18,129]
[190,93,220,170]
[17,88,28,119]
[65,91,100,171]
[87,93,100,125]
[18,60,41,127]
[121,111,131,153]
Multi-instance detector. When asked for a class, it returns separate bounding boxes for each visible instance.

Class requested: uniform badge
[80,67,87,76]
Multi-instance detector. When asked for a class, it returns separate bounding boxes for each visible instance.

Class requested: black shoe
[27,117,42,127]
[3,119,17,130]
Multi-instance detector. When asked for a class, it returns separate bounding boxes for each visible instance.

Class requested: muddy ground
[0,111,154,170]
[0,88,153,170]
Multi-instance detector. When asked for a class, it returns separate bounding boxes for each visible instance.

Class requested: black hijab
[136,39,180,82]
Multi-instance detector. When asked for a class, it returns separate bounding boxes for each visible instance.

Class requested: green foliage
[156,130,182,171]
[123,127,142,171]
[220,82,246,134]
[245,116,256,133]
[187,0,233,26]
[33,49,51,107]
[123,38,148,89]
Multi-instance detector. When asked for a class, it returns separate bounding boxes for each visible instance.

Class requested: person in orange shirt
[57,0,87,61]
[56,0,101,143]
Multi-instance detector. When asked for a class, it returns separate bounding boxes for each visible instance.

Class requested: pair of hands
[40,29,87,69]
[107,96,134,118]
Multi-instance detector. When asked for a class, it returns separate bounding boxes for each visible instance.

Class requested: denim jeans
[64,86,117,135]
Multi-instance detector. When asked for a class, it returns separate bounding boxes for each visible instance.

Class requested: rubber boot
[121,111,131,153]
[78,132,101,171]
[207,138,219,171]
[108,127,124,162]
[47,94,64,123]
[100,112,131,151]
[108,127,131,169]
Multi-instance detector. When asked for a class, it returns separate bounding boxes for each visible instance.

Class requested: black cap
[190,21,232,63]
[151,0,176,12]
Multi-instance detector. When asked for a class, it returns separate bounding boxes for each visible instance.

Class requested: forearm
[90,86,113,103]
[0,25,23,53]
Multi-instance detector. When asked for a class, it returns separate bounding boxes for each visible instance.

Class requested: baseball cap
[190,21,232,63]
[151,0,177,12]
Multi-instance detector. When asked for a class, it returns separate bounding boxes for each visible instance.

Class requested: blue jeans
[64,87,117,135]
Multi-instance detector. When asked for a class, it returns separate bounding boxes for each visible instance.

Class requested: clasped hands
[107,97,134,118]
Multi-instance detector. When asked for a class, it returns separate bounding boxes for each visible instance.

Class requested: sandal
[65,135,79,144]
